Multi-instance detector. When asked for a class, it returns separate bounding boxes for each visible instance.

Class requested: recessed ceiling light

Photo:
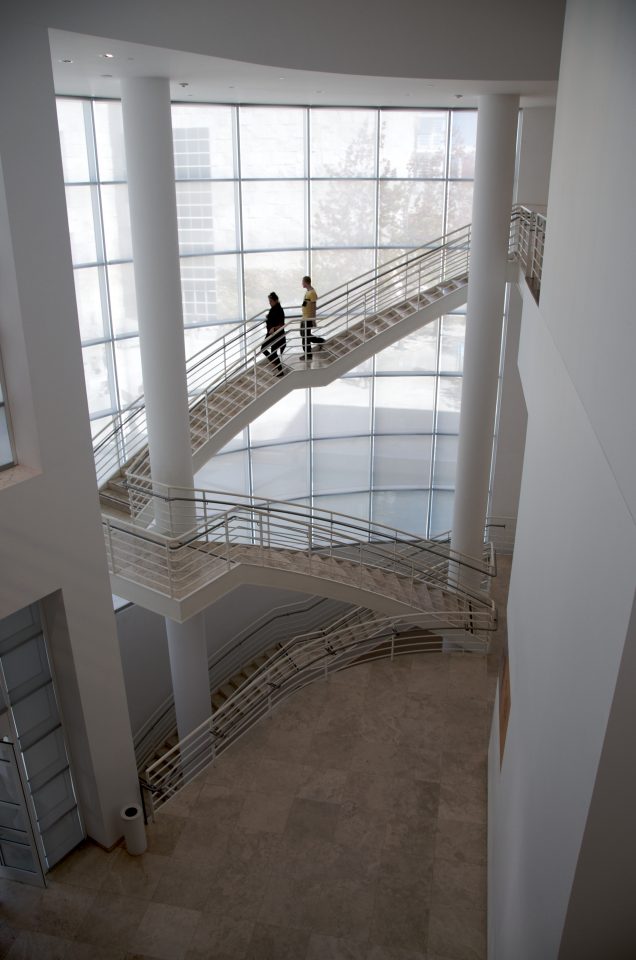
[455,94,464,99]
[316,89,324,94]
[59,58,73,64]
[178,82,189,88]
[278,76,285,81]
[228,85,235,89]
[100,52,115,60]
[101,74,113,79]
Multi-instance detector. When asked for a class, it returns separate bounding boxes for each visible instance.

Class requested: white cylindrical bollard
[120,804,147,855]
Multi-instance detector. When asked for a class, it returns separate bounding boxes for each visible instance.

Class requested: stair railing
[142,604,495,815]
[94,205,545,488]
[93,222,472,486]
[133,595,348,772]
[103,479,495,610]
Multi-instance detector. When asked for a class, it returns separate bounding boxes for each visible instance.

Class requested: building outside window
[56,99,479,537]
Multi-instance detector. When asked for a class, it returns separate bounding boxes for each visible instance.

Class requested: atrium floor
[0,557,510,960]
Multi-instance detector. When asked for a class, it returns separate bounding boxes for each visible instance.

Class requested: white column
[450,95,519,589]
[121,79,209,738]
[166,615,211,742]
[120,78,194,506]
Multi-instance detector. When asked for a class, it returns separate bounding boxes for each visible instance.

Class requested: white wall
[488,1,636,955]
[0,23,139,847]
[514,106,555,208]
[20,0,564,84]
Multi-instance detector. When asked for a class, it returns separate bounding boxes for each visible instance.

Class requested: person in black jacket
[260,292,286,377]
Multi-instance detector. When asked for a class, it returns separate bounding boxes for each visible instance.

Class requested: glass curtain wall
[0,350,15,470]
[57,98,477,536]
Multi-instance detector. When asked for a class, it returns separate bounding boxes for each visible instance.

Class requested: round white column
[120,77,194,503]
[450,95,519,589]
[166,614,211,744]
[122,79,207,740]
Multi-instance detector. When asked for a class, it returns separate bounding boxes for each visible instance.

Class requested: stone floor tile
[284,797,341,842]
[305,932,367,958]
[431,859,486,914]
[246,922,311,959]
[129,902,200,960]
[7,931,125,959]
[170,818,230,865]
[185,914,254,960]
[144,814,189,856]
[73,892,149,951]
[238,789,293,834]
[297,766,349,803]
[434,819,486,866]
[0,880,43,930]
[369,876,430,952]
[249,757,313,795]
[151,860,216,911]
[100,849,169,900]
[48,839,114,890]
[187,782,245,826]
[24,881,97,939]
[427,903,486,960]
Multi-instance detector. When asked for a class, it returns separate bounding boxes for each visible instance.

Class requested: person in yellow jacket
[300,275,325,359]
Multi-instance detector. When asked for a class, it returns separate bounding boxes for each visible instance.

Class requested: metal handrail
[133,594,347,771]
[93,222,472,485]
[94,205,545,488]
[103,477,497,613]
[142,604,495,814]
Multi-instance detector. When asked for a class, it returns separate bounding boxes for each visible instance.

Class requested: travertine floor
[0,557,510,960]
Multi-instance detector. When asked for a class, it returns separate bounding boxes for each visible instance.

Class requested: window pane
[313,492,369,522]
[374,376,435,433]
[82,343,114,415]
[450,111,477,179]
[250,391,309,446]
[109,262,138,337]
[0,406,12,468]
[181,254,242,326]
[93,100,126,181]
[184,323,238,364]
[446,181,473,234]
[172,105,236,179]
[430,490,455,537]
[380,111,448,178]
[242,181,306,250]
[313,437,371,494]
[437,377,463,432]
[372,490,428,537]
[311,180,376,247]
[373,435,432,488]
[243,250,307,320]
[74,267,106,342]
[114,338,143,407]
[312,377,372,437]
[375,323,439,373]
[56,99,90,183]
[194,449,250,495]
[439,315,465,373]
[433,435,458,487]
[311,109,377,177]
[239,107,305,178]
[101,184,133,261]
[65,186,97,264]
[379,181,445,246]
[252,442,309,500]
[310,249,375,300]
[176,181,239,254]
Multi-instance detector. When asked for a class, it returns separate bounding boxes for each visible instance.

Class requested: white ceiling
[49,29,558,110]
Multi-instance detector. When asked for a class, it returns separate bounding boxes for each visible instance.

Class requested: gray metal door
[0,737,45,886]
[0,603,84,871]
